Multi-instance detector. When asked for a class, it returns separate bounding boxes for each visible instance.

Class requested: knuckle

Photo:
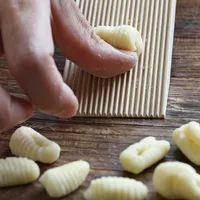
[9,52,52,78]
[9,52,39,75]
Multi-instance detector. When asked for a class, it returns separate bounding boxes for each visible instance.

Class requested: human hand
[0,0,138,133]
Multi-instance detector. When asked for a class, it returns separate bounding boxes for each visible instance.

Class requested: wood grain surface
[0,0,200,199]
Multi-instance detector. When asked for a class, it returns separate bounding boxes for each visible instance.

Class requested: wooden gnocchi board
[64,0,177,118]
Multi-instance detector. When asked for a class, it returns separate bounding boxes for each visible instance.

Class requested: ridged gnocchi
[84,176,148,200]
[153,161,200,200]
[9,126,61,164]
[94,25,144,56]
[39,160,90,198]
[120,137,170,174]
[173,121,200,165]
[0,157,40,187]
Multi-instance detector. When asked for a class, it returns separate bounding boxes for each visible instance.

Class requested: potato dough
[120,137,170,174]
[0,157,40,187]
[9,126,61,164]
[153,161,200,200]
[39,160,90,198]
[84,176,148,200]
[173,121,200,165]
[95,25,144,55]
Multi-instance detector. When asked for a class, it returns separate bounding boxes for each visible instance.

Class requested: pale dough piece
[173,121,200,165]
[120,137,170,174]
[153,161,200,200]
[94,25,144,56]
[9,126,61,164]
[39,160,90,198]
[0,157,40,187]
[84,176,148,200]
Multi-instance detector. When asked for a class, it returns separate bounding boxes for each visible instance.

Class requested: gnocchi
[0,157,40,187]
[120,137,170,174]
[39,160,90,198]
[173,121,200,165]
[153,161,200,200]
[84,176,148,200]
[9,126,61,164]
[94,25,144,55]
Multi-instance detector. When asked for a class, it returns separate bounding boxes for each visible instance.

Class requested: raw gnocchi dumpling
[153,161,200,200]
[84,176,148,200]
[0,157,40,187]
[120,137,170,174]
[94,25,144,55]
[9,126,61,164]
[173,121,200,165]
[39,160,90,198]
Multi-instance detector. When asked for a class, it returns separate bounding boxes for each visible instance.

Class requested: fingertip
[79,41,139,78]
[57,104,78,118]
[87,49,138,78]
[56,84,79,118]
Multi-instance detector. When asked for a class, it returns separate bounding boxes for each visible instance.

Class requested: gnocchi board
[64,0,177,118]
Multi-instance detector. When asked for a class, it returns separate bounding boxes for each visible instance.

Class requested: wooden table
[0,0,200,199]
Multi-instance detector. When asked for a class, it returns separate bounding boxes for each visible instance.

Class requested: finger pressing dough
[0,157,40,187]
[94,25,144,55]
[39,160,90,198]
[9,126,61,164]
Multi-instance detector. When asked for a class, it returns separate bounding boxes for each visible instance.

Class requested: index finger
[1,0,78,118]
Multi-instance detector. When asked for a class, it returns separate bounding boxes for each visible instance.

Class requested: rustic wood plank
[0,0,200,199]
[176,0,200,19]
[172,38,200,77]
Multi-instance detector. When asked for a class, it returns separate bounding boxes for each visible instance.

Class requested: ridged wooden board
[64,0,177,118]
